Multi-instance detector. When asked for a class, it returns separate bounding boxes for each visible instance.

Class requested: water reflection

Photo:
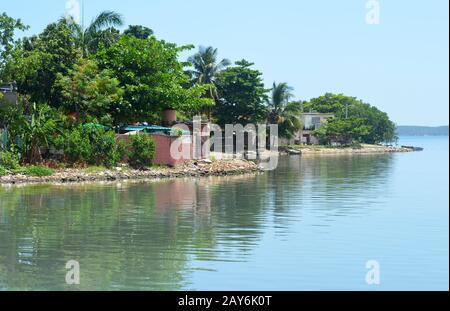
[1,155,396,290]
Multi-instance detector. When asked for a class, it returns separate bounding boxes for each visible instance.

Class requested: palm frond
[87,11,124,35]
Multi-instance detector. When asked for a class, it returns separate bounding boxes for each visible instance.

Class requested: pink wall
[117,133,193,167]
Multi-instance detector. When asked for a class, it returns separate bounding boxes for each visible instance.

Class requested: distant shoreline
[397,125,449,136]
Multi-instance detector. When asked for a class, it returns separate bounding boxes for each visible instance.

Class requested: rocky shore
[0,159,260,185]
[285,144,418,156]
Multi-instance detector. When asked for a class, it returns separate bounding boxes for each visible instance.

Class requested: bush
[15,165,55,176]
[59,127,92,165]
[127,134,156,169]
[0,166,7,176]
[88,128,121,167]
[58,126,123,167]
[0,150,20,170]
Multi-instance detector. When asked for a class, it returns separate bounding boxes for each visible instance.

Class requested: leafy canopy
[123,25,154,39]
[214,60,269,126]
[0,12,28,73]
[96,36,213,123]
[56,58,123,121]
[7,21,79,107]
[306,93,397,144]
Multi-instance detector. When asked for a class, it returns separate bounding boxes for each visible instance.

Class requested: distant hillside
[397,126,449,136]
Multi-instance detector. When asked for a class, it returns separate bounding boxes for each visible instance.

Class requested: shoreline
[0,159,260,185]
[1,145,420,185]
[284,144,418,156]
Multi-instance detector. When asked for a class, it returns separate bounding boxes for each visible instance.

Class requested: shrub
[58,126,123,167]
[60,127,93,165]
[15,165,55,176]
[0,150,20,170]
[0,166,7,176]
[88,128,121,167]
[127,134,156,169]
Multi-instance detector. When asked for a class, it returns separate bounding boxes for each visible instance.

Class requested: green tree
[55,59,123,121]
[65,11,124,57]
[314,117,371,145]
[214,60,268,126]
[306,93,397,144]
[267,82,302,138]
[85,27,121,55]
[7,21,79,107]
[123,25,154,39]
[96,36,212,123]
[9,103,60,164]
[0,12,28,74]
[188,46,231,100]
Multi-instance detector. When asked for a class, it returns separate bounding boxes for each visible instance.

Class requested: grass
[150,164,169,170]
[13,165,55,177]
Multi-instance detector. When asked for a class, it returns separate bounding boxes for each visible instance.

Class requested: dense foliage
[96,36,213,123]
[305,93,397,144]
[123,25,153,39]
[0,149,20,169]
[55,125,123,167]
[214,60,268,126]
[0,10,400,174]
[126,134,156,169]
[56,59,123,121]
[0,12,28,71]
[5,21,79,106]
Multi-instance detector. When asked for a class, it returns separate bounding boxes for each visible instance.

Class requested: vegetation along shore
[1,11,419,185]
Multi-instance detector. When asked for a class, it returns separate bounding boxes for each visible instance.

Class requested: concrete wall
[117,133,193,167]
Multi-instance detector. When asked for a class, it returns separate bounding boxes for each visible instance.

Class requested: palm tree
[188,46,231,101]
[267,82,303,139]
[65,11,124,57]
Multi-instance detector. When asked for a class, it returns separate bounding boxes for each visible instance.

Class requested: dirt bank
[0,159,260,185]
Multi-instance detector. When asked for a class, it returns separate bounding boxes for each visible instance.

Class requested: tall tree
[66,11,124,57]
[214,60,268,126]
[0,12,28,78]
[188,46,230,100]
[55,59,123,121]
[96,36,212,123]
[9,21,79,107]
[267,82,302,138]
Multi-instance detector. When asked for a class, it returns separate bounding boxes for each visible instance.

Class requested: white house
[278,112,334,146]
[298,112,334,144]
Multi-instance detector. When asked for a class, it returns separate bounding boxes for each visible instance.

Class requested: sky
[1,0,449,126]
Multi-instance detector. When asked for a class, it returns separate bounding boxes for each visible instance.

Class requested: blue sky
[2,0,448,126]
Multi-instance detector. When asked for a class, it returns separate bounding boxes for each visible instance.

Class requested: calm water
[0,136,448,291]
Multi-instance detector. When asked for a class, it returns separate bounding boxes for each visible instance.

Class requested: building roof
[123,125,171,132]
[122,125,190,136]
[302,112,335,116]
